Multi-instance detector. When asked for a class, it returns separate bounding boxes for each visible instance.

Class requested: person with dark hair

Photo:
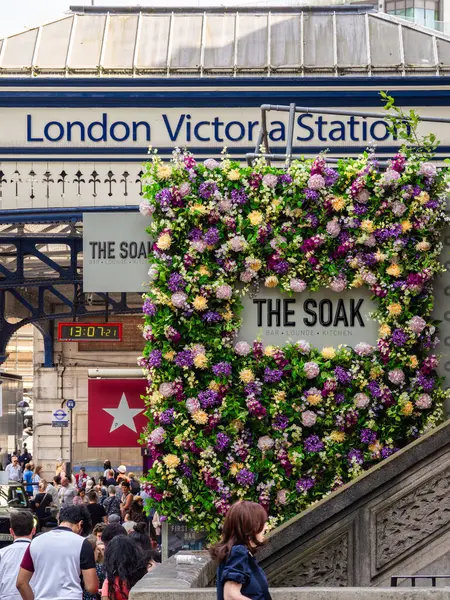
[129,523,160,570]
[101,523,127,547]
[17,505,98,600]
[127,497,146,524]
[210,501,270,600]
[74,488,87,506]
[86,491,107,527]
[93,523,107,543]
[23,464,34,498]
[119,482,132,519]
[33,480,54,529]
[101,534,147,600]
[103,486,121,519]
[84,535,105,600]
[0,511,35,600]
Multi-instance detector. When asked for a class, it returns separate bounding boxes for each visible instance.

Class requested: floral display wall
[138,144,449,537]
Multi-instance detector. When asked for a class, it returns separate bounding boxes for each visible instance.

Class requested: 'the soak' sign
[239,288,378,348]
[83,212,152,293]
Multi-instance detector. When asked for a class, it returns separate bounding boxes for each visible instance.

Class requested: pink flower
[354,393,370,409]
[296,340,311,354]
[179,182,191,197]
[139,201,154,216]
[356,189,370,204]
[355,342,375,356]
[326,219,341,238]
[329,277,347,293]
[204,158,219,170]
[229,236,247,252]
[191,240,207,253]
[191,344,206,357]
[304,361,320,379]
[240,270,256,283]
[276,489,289,505]
[257,436,274,451]
[392,201,407,217]
[262,174,278,188]
[235,341,251,356]
[415,393,432,409]
[290,278,307,293]
[418,162,437,178]
[388,368,405,385]
[171,292,187,308]
[302,410,317,427]
[218,199,233,213]
[142,325,154,341]
[409,316,426,334]
[186,397,200,414]
[159,382,175,397]
[216,284,233,300]
[308,174,325,190]
[382,169,400,185]
[149,427,166,445]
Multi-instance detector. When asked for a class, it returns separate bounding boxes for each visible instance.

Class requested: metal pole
[69,407,73,475]
[285,103,296,167]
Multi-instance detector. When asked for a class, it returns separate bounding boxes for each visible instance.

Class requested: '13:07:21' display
[57,322,122,341]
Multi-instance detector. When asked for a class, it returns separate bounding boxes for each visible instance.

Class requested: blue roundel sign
[66,400,76,410]
[53,409,67,421]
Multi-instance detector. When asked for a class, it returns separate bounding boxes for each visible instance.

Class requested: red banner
[88,378,147,447]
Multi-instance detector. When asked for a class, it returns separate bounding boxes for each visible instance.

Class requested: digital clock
[57,322,122,342]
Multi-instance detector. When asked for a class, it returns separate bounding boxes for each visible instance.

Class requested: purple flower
[368,381,382,398]
[264,368,284,383]
[334,366,352,385]
[159,408,175,426]
[360,428,377,444]
[273,415,289,430]
[175,350,194,368]
[179,463,192,478]
[148,350,162,369]
[143,299,157,316]
[155,188,172,209]
[201,311,223,324]
[381,447,398,459]
[198,389,220,408]
[231,188,248,205]
[296,477,315,493]
[324,167,339,186]
[304,189,320,201]
[304,435,324,453]
[215,433,231,451]
[347,449,364,465]
[279,173,293,185]
[212,362,232,377]
[198,181,218,199]
[204,227,220,246]
[236,468,255,487]
[167,272,186,292]
[417,373,435,391]
[165,326,181,343]
[392,328,408,347]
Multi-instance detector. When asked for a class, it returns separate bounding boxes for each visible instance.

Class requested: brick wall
[78,316,143,352]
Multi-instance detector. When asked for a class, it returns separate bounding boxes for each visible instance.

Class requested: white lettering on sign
[238,288,378,348]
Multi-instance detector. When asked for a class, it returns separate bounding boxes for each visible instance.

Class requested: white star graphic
[103,393,144,433]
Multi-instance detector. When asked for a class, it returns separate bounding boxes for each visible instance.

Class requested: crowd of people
[0,458,161,600]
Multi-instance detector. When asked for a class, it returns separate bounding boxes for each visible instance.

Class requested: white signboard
[239,288,378,348]
[2,106,450,150]
[52,408,69,428]
[83,212,152,293]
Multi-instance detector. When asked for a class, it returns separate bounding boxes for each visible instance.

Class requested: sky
[0,0,290,39]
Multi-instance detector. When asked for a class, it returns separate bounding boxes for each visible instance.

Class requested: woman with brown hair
[210,501,271,600]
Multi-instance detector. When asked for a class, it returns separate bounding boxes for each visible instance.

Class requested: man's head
[121,481,130,493]
[103,460,111,470]
[108,513,121,524]
[59,505,92,536]
[10,510,35,539]
[108,485,116,496]
[93,522,107,542]
[80,467,86,474]
[107,470,114,478]
[11,456,18,466]
[53,475,61,486]
[88,490,98,504]
[101,523,127,546]
[61,476,69,487]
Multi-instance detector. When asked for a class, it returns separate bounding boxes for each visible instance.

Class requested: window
[386,0,440,28]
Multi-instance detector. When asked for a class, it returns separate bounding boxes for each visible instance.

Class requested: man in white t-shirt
[17,505,98,600]
[0,511,35,600]
[5,457,22,482]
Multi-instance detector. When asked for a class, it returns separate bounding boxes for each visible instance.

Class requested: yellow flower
[331,196,346,211]
[193,296,208,311]
[248,211,264,226]
[401,220,412,233]
[191,410,208,425]
[321,347,336,359]
[149,391,164,407]
[227,169,241,181]
[401,401,414,416]
[240,369,255,384]
[307,394,322,406]
[247,258,262,272]
[264,345,276,357]
[409,355,419,368]
[370,366,383,380]
[386,263,402,277]
[375,250,387,263]
[156,233,171,250]
[418,191,430,204]
[230,462,244,476]
[157,164,172,180]
[361,220,374,233]
[190,203,208,214]
[193,354,208,369]
[164,351,176,361]
[273,391,286,402]
[330,431,346,443]
[352,275,364,288]
[222,309,234,322]
[231,419,244,432]
[369,440,383,457]
[379,323,391,338]
[163,454,180,469]
[416,240,431,252]
[265,275,279,288]
[387,303,402,316]
[209,381,220,391]
[198,265,210,276]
